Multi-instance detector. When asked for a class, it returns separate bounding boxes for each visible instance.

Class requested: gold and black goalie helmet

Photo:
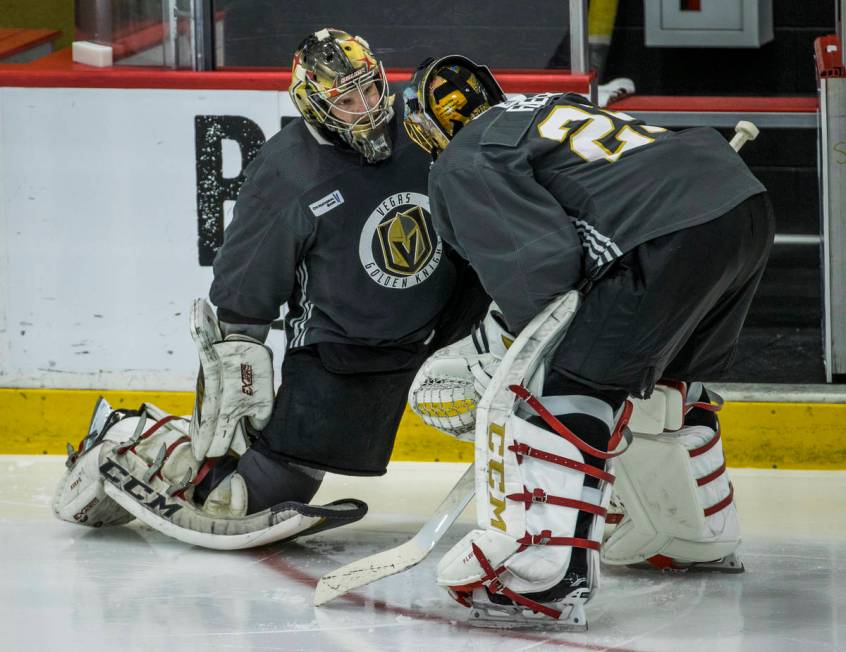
[289,28,394,162]
[403,55,506,158]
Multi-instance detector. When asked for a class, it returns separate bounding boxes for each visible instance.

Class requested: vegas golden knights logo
[376,206,433,276]
[359,191,442,289]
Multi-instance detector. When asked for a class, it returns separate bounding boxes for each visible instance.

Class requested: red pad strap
[608,400,634,452]
[686,400,722,414]
[696,461,727,487]
[509,385,627,460]
[688,426,721,458]
[171,457,219,500]
[508,442,615,484]
[659,378,723,415]
[703,482,735,517]
[517,530,601,550]
[118,414,184,455]
[163,435,190,457]
[448,589,472,608]
[606,513,624,525]
[139,415,182,442]
[507,486,607,518]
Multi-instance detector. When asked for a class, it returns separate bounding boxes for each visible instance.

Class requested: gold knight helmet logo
[376,206,433,276]
[359,191,441,289]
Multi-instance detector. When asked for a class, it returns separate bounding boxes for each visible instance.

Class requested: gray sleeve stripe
[572,218,623,265]
[290,260,314,348]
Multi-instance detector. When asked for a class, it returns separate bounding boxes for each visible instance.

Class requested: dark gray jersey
[428,92,766,332]
[210,108,457,349]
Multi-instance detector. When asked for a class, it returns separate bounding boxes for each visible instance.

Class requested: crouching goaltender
[404,56,772,628]
[51,30,488,550]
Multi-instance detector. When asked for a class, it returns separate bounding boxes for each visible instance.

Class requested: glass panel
[74,0,197,67]
[211,0,572,70]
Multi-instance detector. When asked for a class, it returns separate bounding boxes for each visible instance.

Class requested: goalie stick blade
[313,539,430,606]
[314,464,475,606]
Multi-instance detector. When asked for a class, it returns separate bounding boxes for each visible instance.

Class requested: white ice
[2,457,845,651]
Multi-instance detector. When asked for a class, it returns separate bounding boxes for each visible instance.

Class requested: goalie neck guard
[403,55,506,159]
[289,28,394,163]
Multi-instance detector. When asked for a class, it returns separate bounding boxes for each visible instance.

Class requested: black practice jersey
[428,92,766,333]
[210,103,457,349]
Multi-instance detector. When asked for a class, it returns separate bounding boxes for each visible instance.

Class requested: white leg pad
[602,423,740,566]
[437,414,592,594]
[627,383,685,435]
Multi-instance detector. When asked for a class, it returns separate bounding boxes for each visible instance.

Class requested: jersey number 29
[537,105,666,163]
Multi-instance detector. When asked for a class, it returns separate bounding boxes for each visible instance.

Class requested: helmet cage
[305,61,392,136]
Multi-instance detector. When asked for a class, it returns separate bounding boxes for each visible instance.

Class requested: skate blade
[467,598,588,631]
[628,552,745,574]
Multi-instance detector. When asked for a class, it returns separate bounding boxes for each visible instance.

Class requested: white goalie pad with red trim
[189,298,275,460]
[601,385,741,569]
[54,400,368,550]
[53,398,136,528]
[434,292,632,627]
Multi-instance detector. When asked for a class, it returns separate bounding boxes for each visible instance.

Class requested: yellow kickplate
[1,388,844,469]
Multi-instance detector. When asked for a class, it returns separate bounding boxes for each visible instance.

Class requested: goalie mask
[290,28,394,163]
[403,55,506,158]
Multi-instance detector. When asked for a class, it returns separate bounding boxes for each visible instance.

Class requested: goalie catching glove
[53,398,367,549]
[409,303,545,441]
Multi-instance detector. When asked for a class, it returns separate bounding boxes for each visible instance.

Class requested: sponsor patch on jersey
[309,190,344,217]
[358,191,442,289]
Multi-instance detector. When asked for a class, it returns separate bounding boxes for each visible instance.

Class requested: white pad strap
[189,298,275,460]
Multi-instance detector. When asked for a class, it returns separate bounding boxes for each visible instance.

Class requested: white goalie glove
[189,298,275,460]
[409,304,546,441]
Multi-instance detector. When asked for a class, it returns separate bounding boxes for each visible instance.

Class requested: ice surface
[2,457,845,651]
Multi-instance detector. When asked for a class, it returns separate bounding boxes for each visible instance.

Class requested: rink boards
[1,73,843,470]
[2,386,845,469]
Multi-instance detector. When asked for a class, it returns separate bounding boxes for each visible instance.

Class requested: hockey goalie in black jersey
[404,56,773,628]
[52,32,489,550]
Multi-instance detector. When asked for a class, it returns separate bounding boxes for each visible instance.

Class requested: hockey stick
[313,462,475,606]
